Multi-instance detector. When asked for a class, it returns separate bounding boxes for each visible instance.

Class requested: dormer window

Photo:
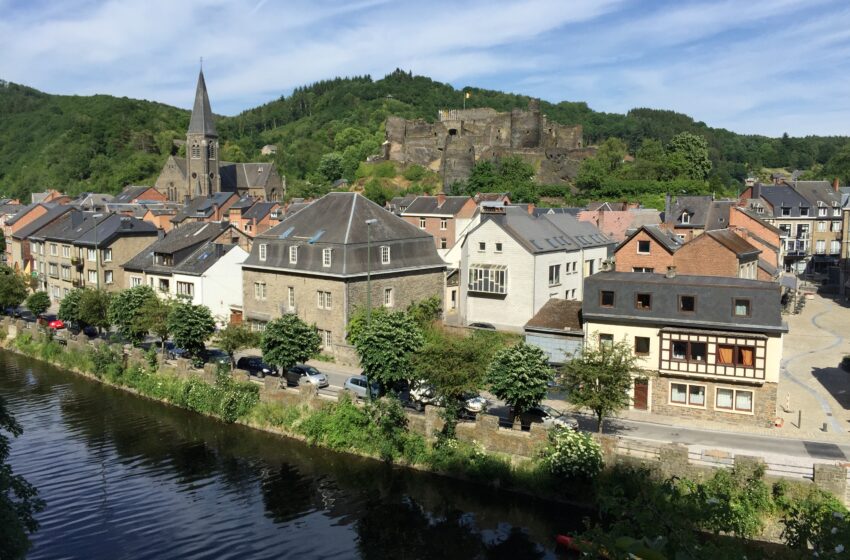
[635,293,652,310]
[733,298,751,317]
[781,206,791,216]
[259,244,267,261]
[800,206,809,217]
[289,246,298,264]
[600,290,615,307]
[834,206,841,217]
[818,207,828,217]
[380,246,391,264]
[322,248,332,267]
[680,212,690,224]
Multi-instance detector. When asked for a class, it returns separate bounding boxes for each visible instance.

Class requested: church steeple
[186,68,220,197]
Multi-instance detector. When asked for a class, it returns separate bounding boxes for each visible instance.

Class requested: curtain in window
[738,347,754,367]
[716,388,733,409]
[735,391,753,411]
[670,384,687,403]
[717,345,734,364]
[688,386,705,405]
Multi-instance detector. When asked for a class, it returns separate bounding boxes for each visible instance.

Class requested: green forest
[1,70,849,202]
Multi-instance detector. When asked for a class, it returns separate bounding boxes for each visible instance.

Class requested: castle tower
[186,70,220,197]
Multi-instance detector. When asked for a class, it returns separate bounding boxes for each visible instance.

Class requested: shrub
[402,164,426,182]
[538,427,603,479]
[781,486,849,555]
[250,401,304,430]
[685,463,773,538]
[373,161,397,178]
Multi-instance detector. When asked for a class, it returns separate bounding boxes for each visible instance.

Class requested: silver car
[343,375,379,400]
[285,364,329,388]
[525,404,578,429]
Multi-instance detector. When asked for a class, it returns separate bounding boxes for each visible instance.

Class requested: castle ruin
[384,99,595,188]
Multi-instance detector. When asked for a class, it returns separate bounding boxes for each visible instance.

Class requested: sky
[1,0,849,137]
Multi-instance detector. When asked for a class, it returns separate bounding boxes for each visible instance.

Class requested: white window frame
[419,218,426,229]
[254,282,266,300]
[131,276,142,287]
[680,212,690,224]
[817,221,826,232]
[818,207,828,217]
[637,240,650,254]
[287,286,295,310]
[177,281,194,296]
[259,244,267,262]
[50,243,57,256]
[87,269,97,283]
[380,246,390,264]
[62,245,70,258]
[87,248,96,262]
[715,387,754,414]
[61,265,70,280]
[468,265,507,295]
[832,221,842,232]
[102,248,112,262]
[816,239,826,254]
[383,287,394,307]
[289,245,298,264]
[548,264,561,287]
[831,240,841,254]
[439,218,447,230]
[669,382,707,408]
[104,270,114,285]
[322,248,332,267]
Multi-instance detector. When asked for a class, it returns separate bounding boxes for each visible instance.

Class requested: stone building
[154,71,284,203]
[241,192,446,364]
[384,100,594,188]
[582,271,787,427]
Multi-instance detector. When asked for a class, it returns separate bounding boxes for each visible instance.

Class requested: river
[0,350,583,559]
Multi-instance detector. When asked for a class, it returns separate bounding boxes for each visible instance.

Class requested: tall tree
[139,296,173,355]
[668,132,712,180]
[167,301,216,362]
[486,342,551,418]
[107,285,157,344]
[559,338,646,433]
[348,310,423,390]
[24,291,50,317]
[77,289,111,334]
[317,152,345,183]
[57,288,84,325]
[260,314,321,374]
[0,395,46,559]
[0,266,27,311]
[216,323,259,370]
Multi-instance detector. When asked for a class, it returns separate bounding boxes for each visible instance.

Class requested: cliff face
[384,100,594,187]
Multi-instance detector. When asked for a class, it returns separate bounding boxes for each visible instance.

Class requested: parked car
[468,322,496,330]
[522,404,578,430]
[19,310,36,323]
[407,382,489,415]
[4,306,22,317]
[37,314,58,327]
[284,364,329,388]
[67,323,99,337]
[167,346,190,360]
[204,348,230,367]
[343,375,379,400]
[236,356,275,377]
[48,319,65,330]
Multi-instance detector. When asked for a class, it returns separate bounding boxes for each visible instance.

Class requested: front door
[633,379,649,410]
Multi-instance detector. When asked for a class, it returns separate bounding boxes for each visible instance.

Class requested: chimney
[436,192,446,208]
[665,265,677,279]
[833,177,840,193]
[527,203,535,215]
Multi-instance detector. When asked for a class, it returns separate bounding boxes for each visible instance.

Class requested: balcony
[72,279,83,288]
[71,255,83,268]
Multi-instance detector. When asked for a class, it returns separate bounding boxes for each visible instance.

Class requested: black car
[236,356,275,377]
[469,322,496,330]
[68,323,99,337]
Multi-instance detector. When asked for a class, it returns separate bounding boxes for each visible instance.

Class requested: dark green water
[1,350,583,559]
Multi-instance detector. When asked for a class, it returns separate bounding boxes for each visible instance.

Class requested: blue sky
[1,0,848,137]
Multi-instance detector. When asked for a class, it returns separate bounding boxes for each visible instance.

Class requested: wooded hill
[0,70,848,200]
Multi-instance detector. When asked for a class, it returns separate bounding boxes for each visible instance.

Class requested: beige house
[582,270,787,427]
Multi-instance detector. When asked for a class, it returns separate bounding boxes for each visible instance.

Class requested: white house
[459,206,613,332]
[172,242,248,326]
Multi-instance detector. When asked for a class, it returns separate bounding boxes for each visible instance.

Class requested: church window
[208,143,216,159]
[191,143,201,159]
[209,172,215,179]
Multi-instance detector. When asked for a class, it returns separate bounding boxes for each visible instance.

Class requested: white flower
[836,544,844,553]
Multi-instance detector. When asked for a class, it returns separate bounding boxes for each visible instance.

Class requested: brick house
[112,185,167,204]
[614,225,683,273]
[582,271,787,427]
[671,229,764,280]
[401,194,477,259]
[663,195,735,242]
[241,192,445,364]
[728,207,783,270]
[4,203,51,269]
[226,196,281,237]
[170,192,239,228]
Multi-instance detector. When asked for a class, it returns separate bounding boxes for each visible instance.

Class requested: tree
[57,288,84,324]
[412,331,489,400]
[0,265,27,311]
[596,137,628,173]
[559,338,646,433]
[465,160,499,194]
[24,291,50,316]
[167,301,216,362]
[668,132,712,180]
[497,156,538,203]
[216,323,259,370]
[260,314,321,373]
[77,289,111,333]
[317,151,345,183]
[107,285,157,344]
[0,395,45,559]
[139,296,173,355]
[485,342,551,418]
[348,310,423,390]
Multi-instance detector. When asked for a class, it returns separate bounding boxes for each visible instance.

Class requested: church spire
[188,69,217,137]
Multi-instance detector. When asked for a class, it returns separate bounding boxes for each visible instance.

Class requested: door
[633,379,649,411]
[230,310,243,325]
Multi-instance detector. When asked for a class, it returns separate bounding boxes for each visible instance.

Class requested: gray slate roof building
[112,186,161,204]
[620,224,684,253]
[583,271,787,334]
[401,195,472,216]
[188,70,217,137]
[171,192,236,223]
[123,221,234,275]
[786,180,842,208]
[173,243,236,276]
[244,192,445,277]
[11,205,73,240]
[752,184,812,218]
[665,195,735,230]
[74,214,158,247]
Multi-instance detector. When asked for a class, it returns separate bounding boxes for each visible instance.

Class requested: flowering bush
[781,487,850,557]
[539,426,603,479]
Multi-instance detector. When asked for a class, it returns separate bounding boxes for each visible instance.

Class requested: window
[733,298,751,317]
[131,276,141,287]
[87,248,96,262]
[158,279,169,293]
[832,221,841,232]
[259,244,267,261]
[254,282,266,300]
[637,240,650,254]
[679,295,696,312]
[671,340,706,362]
[468,265,507,294]
[600,290,615,307]
[317,291,332,309]
[634,337,650,355]
[495,242,503,253]
[716,344,755,367]
[834,207,841,217]
[383,287,394,307]
[800,207,809,217]
[816,240,826,254]
[50,244,57,256]
[61,265,70,280]
[104,270,114,285]
[48,263,58,277]
[566,288,576,300]
[62,245,70,258]
[680,212,690,224]
[289,246,298,264]
[831,240,841,254]
[381,246,391,264]
[177,281,194,296]
[419,218,426,229]
[633,267,654,273]
[287,287,295,310]
[548,264,561,286]
[87,270,97,283]
[819,207,828,217]
[440,218,447,230]
[102,248,112,262]
[599,333,614,347]
[249,320,267,333]
[670,382,706,407]
[635,293,651,310]
[440,238,447,249]
[207,143,216,159]
[318,329,332,349]
[818,221,827,232]
[322,248,332,267]
[478,242,486,252]
[716,388,754,412]
[191,143,201,159]
[781,206,791,216]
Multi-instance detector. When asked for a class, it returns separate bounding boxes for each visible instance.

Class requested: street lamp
[365,219,377,327]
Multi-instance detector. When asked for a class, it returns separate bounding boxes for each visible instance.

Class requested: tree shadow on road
[811,365,850,410]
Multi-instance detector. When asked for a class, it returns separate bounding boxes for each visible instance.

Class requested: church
[155,71,284,202]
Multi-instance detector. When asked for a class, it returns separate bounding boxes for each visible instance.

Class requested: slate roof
[0,203,22,216]
[704,229,761,257]
[476,206,612,254]
[243,201,277,221]
[733,207,783,235]
[113,186,161,204]
[11,205,73,240]
[173,243,237,276]
[666,196,734,230]
[402,196,472,216]
[71,193,114,208]
[754,184,812,218]
[74,214,158,247]
[244,192,445,277]
[28,209,92,243]
[219,162,282,194]
[230,195,256,210]
[387,195,417,215]
[188,70,217,137]
[123,221,233,274]
[583,271,787,334]
[531,207,581,217]
[283,201,311,218]
[787,180,842,208]
[5,202,44,227]
[524,299,583,333]
[620,224,683,253]
[171,193,236,223]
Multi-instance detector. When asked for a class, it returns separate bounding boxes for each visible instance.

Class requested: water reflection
[1,351,582,559]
